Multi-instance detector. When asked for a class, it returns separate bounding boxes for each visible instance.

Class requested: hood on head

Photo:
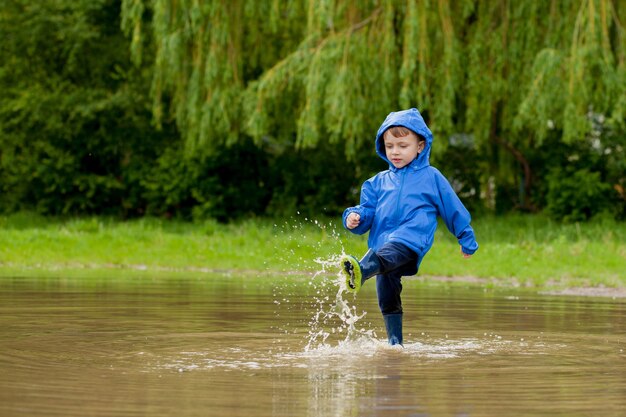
[375,108,433,170]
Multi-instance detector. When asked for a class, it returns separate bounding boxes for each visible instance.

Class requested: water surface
[0,274,624,417]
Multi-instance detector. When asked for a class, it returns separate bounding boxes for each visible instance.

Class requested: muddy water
[0,274,624,417]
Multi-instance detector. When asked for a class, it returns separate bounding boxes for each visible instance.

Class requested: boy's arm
[433,170,479,255]
[342,179,377,235]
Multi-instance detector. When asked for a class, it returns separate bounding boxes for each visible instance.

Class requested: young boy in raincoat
[341,108,478,346]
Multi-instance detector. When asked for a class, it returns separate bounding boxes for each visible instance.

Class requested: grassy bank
[0,212,625,289]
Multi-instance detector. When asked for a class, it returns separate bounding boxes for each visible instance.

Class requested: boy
[341,108,478,346]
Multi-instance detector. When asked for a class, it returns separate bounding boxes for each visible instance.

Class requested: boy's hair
[385,126,425,143]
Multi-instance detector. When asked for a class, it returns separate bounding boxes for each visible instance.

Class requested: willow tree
[122,0,625,210]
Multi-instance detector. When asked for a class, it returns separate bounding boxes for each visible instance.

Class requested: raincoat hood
[375,108,433,171]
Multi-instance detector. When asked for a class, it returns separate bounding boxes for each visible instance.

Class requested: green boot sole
[340,255,362,293]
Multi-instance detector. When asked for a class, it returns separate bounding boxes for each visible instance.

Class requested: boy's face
[383,131,425,169]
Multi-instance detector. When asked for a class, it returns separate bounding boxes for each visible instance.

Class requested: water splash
[304,255,377,351]
[268,216,377,350]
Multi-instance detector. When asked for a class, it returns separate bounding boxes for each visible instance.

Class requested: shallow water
[0,274,624,417]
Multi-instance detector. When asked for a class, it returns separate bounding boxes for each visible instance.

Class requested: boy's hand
[346,212,361,229]
[460,246,472,258]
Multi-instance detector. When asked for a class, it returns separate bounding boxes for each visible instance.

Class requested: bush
[433,137,484,214]
[546,167,612,222]
[264,141,361,218]
[141,141,271,221]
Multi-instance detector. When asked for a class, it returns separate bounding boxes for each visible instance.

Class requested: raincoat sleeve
[433,170,479,255]
[342,178,377,235]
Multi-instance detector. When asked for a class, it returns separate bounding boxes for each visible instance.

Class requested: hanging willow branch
[121,0,625,159]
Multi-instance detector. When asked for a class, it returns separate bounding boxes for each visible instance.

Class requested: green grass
[0,212,625,289]
[424,214,626,288]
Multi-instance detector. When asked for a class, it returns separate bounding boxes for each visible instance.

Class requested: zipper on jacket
[395,168,406,226]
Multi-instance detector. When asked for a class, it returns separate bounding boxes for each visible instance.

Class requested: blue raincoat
[343,108,478,270]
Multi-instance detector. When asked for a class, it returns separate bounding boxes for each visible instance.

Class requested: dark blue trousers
[374,242,418,315]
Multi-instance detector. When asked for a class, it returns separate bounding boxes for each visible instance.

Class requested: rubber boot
[383,313,403,346]
[340,249,382,293]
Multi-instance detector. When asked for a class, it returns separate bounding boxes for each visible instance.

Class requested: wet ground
[0,274,624,416]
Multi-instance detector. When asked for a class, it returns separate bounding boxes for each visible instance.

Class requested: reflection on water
[0,274,624,417]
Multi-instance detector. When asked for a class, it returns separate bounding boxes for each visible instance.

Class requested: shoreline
[419,275,626,298]
[1,262,625,299]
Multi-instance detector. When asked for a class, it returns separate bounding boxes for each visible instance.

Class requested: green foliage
[546,167,612,222]
[0,0,162,216]
[1,1,625,222]
[121,0,625,152]
[515,1,626,144]
[119,0,625,220]
[534,110,626,221]
[141,141,271,221]
[264,141,365,218]
[432,135,484,214]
